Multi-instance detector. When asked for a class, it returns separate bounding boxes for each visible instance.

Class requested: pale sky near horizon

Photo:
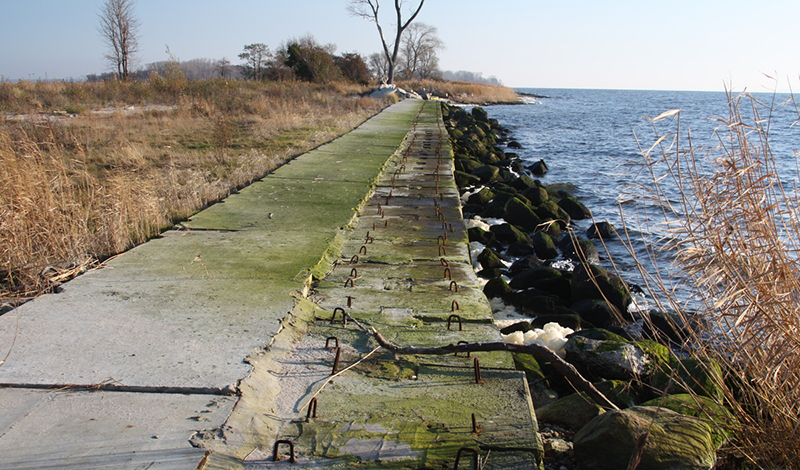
[1,0,797,92]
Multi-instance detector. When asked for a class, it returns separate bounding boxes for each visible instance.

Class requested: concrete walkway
[0,100,543,469]
[0,100,423,469]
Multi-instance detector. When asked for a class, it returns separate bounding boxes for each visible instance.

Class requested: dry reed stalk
[1,80,388,303]
[623,89,800,467]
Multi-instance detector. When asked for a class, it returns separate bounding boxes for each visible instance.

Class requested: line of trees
[95,0,444,84]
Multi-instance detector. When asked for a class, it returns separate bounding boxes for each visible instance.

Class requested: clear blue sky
[1,0,798,91]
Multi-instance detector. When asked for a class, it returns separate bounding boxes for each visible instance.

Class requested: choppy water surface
[485,88,800,308]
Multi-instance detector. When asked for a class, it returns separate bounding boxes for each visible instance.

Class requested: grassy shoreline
[0,78,517,306]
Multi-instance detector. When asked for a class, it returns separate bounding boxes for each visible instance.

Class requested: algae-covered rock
[471,164,501,184]
[587,221,616,239]
[530,313,581,331]
[454,170,481,188]
[530,159,548,176]
[641,394,735,448]
[490,223,532,246]
[510,174,537,191]
[472,106,490,122]
[564,330,656,380]
[509,266,562,291]
[483,277,512,299]
[467,187,495,206]
[477,248,505,270]
[504,197,542,232]
[561,237,600,264]
[574,406,717,470]
[536,380,638,430]
[531,231,558,260]
[558,196,592,220]
[651,358,724,400]
[522,185,549,206]
[467,226,495,246]
[534,200,571,226]
[571,264,632,319]
[570,299,624,329]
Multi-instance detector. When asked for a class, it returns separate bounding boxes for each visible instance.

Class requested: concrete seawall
[0,100,542,469]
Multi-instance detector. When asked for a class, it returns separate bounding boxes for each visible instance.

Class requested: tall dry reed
[0,79,388,305]
[624,90,800,467]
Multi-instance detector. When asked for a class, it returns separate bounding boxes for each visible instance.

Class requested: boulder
[456,157,484,174]
[510,174,537,191]
[536,380,638,430]
[471,165,500,184]
[508,266,563,291]
[558,196,592,220]
[571,264,632,317]
[467,226,495,245]
[483,277,512,299]
[490,223,531,246]
[504,197,542,232]
[513,352,559,407]
[504,293,567,317]
[530,159,548,176]
[564,334,654,381]
[471,106,489,123]
[500,321,531,335]
[454,170,481,188]
[574,406,718,470]
[522,186,550,207]
[477,248,505,270]
[507,140,523,149]
[506,241,534,257]
[562,237,600,264]
[466,187,495,206]
[587,220,616,239]
[534,200,571,226]
[650,358,724,400]
[641,394,735,448]
[532,232,558,260]
[530,313,582,331]
[507,255,543,275]
[570,298,625,329]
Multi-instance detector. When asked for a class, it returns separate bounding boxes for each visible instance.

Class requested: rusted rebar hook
[272,440,296,463]
[330,307,348,326]
[447,314,462,331]
[453,447,479,470]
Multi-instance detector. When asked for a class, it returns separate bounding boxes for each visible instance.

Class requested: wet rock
[508,255,544,276]
[574,406,718,470]
[509,266,563,291]
[507,140,523,149]
[530,313,582,331]
[641,394,735,448]
[651,357,724,400]
[530,159,548,176]
[467,226,495,245]
[467,187,495,206]
[471,164,500,184]
[472,106,490,123]
[504,197,542,232]
[561,237,600,264]
[558,197,592,220]
[537,380,638,430]
[535,200,571,226]
[511,174,537,191]
[490,223,532,246]
[532,232,558,260]
[483,277,512,298]
[587,221,616,239]
[477,248,505,270]
[454,170,481,188]
[564,329,655,381]
[570,299,624,329]
[641,311,688,345]
[506,241,535,257]
[570,264,632,317]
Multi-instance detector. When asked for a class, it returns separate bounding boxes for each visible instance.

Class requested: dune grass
[623,90,800,468]
[0,78,389,305]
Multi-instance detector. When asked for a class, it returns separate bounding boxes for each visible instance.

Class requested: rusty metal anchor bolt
[453,447,479,470]
[437,235,446,246]
[350,255,360,264]
[439,246,447,257]
[347,296,353,308]
[451,300,460,312]
[440,258,450,267]
[443,268,452,280]
[331,347,342,375]
[272,440,296,463]
[472,413,479,434]
[331,307,347,326]
[343,278,354,288]
[449,280,458,292]
[307,397,318,420]
[350,268,358,278]
[325,336,339,349]
[359,246,367,255]
[447,314,463,331]
[473,357,483,384]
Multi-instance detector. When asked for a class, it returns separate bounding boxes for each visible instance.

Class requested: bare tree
[368,52,389,82]
[348,0,425,85]
[238,43,271,81]
[97,0,140,80]
[399,22,443,80]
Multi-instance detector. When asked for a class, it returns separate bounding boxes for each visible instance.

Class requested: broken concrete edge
[196,103,427,469]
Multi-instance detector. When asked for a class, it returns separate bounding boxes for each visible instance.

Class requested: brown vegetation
[0,78,388,305]
[625,91,800,467]
[397,79,520,104]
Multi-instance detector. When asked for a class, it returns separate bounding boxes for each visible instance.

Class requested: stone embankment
[0,100,544,469]
[446,102,731,470]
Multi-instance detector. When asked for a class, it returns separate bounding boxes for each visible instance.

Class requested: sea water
[484,88,800,310]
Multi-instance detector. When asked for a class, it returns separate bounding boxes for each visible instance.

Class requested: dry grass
[624,90,800,468]
[396,79,520,104]
[0,79,388,305]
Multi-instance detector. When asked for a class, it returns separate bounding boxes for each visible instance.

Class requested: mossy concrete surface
[205,102,543,469]
[0,100,424,469]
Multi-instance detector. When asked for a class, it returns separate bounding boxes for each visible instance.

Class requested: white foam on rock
[502,322,574,359]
